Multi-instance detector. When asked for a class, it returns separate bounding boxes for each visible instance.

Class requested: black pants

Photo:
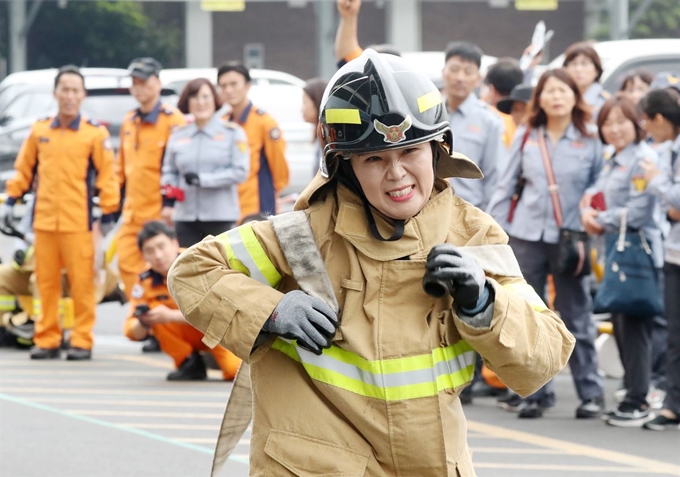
[663,262,680,415]
[175,221,235,248]
[613,313,653,407]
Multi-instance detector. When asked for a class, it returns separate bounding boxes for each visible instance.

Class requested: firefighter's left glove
[262,290,338,355]
[0,202,15,229]
[184,172,200,186]
[424,244,492,313]
[99,214,117,237]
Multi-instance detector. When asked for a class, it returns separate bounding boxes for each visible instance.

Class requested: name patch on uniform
[213,134,226,141]
[467,124,482,133]
[131,284,144,299]
[571,141,586,149]
[38,137,50,143]
[177,137,192,145]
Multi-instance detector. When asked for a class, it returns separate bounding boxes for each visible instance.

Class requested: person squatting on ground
[123,221,240,381]
[161,78,250,247]
[168,50,575,476]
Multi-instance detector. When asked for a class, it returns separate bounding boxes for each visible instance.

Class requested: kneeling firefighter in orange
[168,51,575,476]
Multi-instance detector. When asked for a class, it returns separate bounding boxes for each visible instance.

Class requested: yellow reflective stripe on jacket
[503,282,548,312]
[217,225,282,288]
[0,295,16,311]
[271,338,475,401]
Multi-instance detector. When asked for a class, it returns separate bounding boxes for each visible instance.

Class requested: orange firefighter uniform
[6,115,120,350]
[224,102,289,219]
[123,266,240,379]
[116,101,185,296]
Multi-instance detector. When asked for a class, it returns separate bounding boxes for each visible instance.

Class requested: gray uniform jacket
[587,141,664,268]
[582,82,609,121]
[647,134,680,266]
[448,93,505,210]
[161,115,250,222]
[487,124,603,244]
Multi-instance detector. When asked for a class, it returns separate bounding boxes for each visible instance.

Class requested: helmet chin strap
[337,160,405,242]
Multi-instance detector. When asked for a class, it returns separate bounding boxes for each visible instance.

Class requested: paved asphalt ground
[0,240,679,477]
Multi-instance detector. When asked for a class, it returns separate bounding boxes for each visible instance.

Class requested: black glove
[184,172,200,186]
[423,244,488,310]
[262,290,339,355]
[99,213,117,236]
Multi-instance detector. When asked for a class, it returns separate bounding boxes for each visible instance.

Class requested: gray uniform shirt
[487,124,603,244]
[587,141,664,267]
[647,134,680,266]
[582,82,609,121]
[448,93,505,210]
[161,115,250,222]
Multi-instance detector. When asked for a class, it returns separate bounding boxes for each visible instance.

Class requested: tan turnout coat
[168,176,575,476]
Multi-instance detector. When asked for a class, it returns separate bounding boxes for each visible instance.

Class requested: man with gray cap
[116,58,185,306]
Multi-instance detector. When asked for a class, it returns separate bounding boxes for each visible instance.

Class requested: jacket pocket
[201,296,237,349]
[264,430,369,477]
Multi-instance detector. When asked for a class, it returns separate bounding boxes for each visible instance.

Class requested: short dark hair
[137,221,177,251]
[563,41,603,83]
[177,78,222,115]
[445,42,483,68]
[597,97,644,144]
[217,62,251,84]
[485,58,523,97]
[620,69,654,92]
[55,65,85,89]
[640,88,680,128]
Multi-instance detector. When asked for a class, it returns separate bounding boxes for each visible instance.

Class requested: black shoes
[167,352,207,381]
[29,347,61,360]
[66,347,92,360]
[576,396,605,419]
[497,392,524,412]
[518,394,556,419]
[142,335,161,353]
[606,402,652,427]
[643,413,680,431]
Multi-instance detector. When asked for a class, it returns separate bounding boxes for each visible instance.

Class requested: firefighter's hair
[54,65,85,90]
[563,41,603,83]
[177,78,222,115]
[597,96,644,144]
[485,58,523,97]
[640,88,680,128]
[217,62,251,84]
[137,221,178,251]
[444,42,483,69]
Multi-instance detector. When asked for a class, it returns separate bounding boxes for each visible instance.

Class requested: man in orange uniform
[1,66,120,360]
[116,58,185,297]
[217,62,289,219]
[124,221,240,380]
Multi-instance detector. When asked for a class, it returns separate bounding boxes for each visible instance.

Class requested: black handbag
[537,128,591,277]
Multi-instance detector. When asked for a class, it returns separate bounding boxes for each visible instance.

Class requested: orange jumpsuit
[116,102,186,296]
[224,102,289,219]
[123,267,240,379]
[7,115,120,350]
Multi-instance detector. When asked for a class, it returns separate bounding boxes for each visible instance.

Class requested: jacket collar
[187,114,222,138]
[333,179,452,261]
[227,101,253,125]
[447,93,477,117]
[51,115,81,131]
[146,268,166,287]
[135,101,162,124]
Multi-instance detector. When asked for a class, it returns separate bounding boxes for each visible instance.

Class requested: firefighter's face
[188,84,217,123]
[350,142,434,221]
[142,234,180,276]
[54,73,86,118]
[218,72,251,108]
[130,75,162,106]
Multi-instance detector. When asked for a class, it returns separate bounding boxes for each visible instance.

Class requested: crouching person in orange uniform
[124,221,240,380]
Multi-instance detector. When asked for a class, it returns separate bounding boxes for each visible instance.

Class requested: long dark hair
[527,68,592,137]
[640,88,680,129]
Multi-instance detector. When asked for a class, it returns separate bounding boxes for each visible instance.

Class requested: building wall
[212,0,584,80]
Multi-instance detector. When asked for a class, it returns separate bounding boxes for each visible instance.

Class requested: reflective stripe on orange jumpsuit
[115,101,186,296]
[123,266,240,379]
[168,174,575,476]
[7,116,120,350]
[224,102,289,219]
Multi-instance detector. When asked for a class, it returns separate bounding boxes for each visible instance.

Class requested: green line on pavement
[0,392,249,466]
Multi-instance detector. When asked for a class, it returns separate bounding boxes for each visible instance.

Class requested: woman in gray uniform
[161,78,250,247]
[488,68,605,419]
[581,96,662,427]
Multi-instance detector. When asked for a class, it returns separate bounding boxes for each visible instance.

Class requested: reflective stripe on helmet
[325,109,362,125]
[271,338,475,401]
[217,226,282,288]
[503,282,548,312]
[417,90,443,113]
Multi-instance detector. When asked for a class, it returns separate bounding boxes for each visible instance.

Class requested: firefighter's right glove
[0,202,15,229]
[262,290,338,355]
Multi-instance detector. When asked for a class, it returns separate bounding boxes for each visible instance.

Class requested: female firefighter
[167,50,575,476]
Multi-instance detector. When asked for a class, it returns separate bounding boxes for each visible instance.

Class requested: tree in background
[27,1,184,69]
[593,0,680,40]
